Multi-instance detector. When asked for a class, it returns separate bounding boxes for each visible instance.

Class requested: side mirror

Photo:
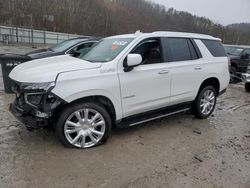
[123,54,142,72]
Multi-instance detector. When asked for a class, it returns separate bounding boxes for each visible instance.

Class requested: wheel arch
[70,95,117,124]
[198,77,220,96]
[53,94,118,126]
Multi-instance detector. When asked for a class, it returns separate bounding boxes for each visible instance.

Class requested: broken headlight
[21,82,55,93]
[25,93,43,106]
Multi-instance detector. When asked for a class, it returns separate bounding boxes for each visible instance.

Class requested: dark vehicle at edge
[224,45,250,76]
[224,45,250,91]
[25,37,100,59]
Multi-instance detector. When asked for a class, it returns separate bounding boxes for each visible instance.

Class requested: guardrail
[0,25,85,45]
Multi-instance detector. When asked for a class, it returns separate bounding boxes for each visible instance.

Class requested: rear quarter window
[201,39,226,57]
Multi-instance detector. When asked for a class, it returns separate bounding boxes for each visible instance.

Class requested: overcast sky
[151,0,250,25]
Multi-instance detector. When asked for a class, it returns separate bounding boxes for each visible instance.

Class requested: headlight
[25,93,43,106]
[21,82,55,93]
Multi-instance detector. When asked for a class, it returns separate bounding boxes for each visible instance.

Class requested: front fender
[53,89,123,120]
[51,68,123,120]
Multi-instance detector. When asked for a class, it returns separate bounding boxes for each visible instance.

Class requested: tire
[56,102,112,149]
[191,86,217,119]
[245,82,250,92]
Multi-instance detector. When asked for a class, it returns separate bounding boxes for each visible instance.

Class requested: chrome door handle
[194,66,202,70]
[158,70,169,74]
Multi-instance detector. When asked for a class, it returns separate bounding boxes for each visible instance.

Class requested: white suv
[9,31,229,148]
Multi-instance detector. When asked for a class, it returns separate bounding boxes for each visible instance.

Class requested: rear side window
[242,49,250,56]
[163,38,200,62]
[167,38,191,62]
[201,39,226,57]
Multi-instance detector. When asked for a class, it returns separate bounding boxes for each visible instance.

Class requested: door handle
[194,66,202,70]
[158,70,169,74]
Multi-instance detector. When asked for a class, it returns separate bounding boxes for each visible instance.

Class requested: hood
[27,50,62,59]
[25,48,48,55]
[9,55,102,83]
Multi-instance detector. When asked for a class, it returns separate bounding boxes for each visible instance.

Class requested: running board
[129,108,190,127]
[117,103,191,128]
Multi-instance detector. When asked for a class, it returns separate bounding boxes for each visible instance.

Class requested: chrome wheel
[200,89,215,115]
[64,108,106,148]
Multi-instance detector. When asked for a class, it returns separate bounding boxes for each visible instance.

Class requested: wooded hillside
[0,0,249,45]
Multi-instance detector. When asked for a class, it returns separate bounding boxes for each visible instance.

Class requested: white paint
[10,31,230,121]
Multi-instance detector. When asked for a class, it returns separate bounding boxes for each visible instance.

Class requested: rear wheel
[56,102,112,149]
[245,82,250,92]
[191,86,217,119]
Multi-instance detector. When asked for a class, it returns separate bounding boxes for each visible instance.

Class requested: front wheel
[191,86,217,119]
[245,82,250,92]
[56,102,112,149]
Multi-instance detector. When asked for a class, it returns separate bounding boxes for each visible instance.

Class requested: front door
[118,38,171,117]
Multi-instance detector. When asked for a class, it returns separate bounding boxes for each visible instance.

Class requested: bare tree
[0,0,249,44]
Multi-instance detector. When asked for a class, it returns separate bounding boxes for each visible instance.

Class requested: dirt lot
[0,45,250,188]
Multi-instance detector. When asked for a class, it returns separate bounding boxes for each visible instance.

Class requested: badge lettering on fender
[100,68,116,74]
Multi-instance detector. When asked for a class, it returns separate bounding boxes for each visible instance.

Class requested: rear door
[161,37,204,105]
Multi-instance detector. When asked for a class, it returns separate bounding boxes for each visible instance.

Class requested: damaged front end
[9,81,65,130]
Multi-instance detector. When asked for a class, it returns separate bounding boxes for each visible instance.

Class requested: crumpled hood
[9,55,101,83]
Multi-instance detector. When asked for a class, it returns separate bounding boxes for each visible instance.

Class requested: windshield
[224,46,244,56]
[50,39,84,52]
[80,38,134,62]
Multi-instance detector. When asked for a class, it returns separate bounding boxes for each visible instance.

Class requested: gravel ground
[0,46,250,188]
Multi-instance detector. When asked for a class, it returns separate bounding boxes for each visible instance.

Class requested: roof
[107,31,220,41]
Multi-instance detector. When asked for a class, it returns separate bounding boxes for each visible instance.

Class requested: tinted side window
[201,39,226,57]
[70,42,95,57]
[242,49,250,59]
[166,38,192,62]
[243,49,250,56]
[131,38,162,65]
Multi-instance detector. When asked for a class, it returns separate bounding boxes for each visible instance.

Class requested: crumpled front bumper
[9,102,49,129]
